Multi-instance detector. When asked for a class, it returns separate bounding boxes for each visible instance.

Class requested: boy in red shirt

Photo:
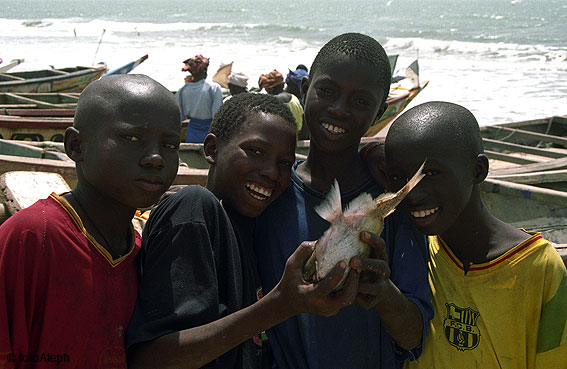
[0,74,182,368]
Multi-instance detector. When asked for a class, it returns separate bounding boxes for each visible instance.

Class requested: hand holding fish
[272,241,360,318]
[350,230,391,310]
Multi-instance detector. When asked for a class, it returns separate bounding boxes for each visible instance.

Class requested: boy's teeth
[411,207,439,218]
[322,122,346,134]
[246,183,273,199]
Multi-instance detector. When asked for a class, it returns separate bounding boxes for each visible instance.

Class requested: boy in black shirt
[127,93,376,369]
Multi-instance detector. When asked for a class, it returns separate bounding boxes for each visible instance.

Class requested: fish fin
[375,160,426,215]
[344,192,374,216]
[314,179,343,222]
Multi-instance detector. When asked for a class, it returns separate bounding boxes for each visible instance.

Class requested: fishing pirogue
[303,162,426,291]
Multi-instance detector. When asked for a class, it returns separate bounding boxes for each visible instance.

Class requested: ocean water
[1,0,566,125]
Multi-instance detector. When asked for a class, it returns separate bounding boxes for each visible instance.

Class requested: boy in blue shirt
[254,33,433,369]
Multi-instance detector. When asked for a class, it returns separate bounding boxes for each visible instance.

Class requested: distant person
[285,67,310,139]
[226,71,249,98]
[380,102,567,369]
[177,54,223,143]
[126,93,366,369]
[258,69,304,134]
[295,63,308,72]
[254,33,432,369]
[0,74,181,368]
[285,67,308,101]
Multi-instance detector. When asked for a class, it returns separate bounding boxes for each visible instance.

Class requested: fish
[303,161,426,291]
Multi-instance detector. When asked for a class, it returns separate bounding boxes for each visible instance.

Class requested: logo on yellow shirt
[443,303,481,351]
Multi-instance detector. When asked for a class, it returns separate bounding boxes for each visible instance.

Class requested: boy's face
[386,136,476,236]
[301,56,387,153]
[80,95,181,209]
[210,112,296,217]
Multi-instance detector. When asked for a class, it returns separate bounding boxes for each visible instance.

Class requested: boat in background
[0,92,78,110]
[365,59,427,137]
[0,64,107,93]
[102,54,149,76]
[0,58,25,73]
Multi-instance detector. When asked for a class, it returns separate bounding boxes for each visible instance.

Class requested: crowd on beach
[0,32,566,369]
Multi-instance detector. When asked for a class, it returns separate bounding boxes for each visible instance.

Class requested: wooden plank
[483,138,565,159]
[483,125,567,147]
[481,178,567,207]
[489,169,567,185]
[489,156,567,175]
[2,108,75,117]
[49,69,70,75]
[0,153,78,187]
[484,149,543,165]
[0,73,25,81]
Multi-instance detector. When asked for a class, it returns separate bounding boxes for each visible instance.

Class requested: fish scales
[303,162,426,291]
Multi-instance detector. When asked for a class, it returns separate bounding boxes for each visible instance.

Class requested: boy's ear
[203,133,219,165]
[64,127,84,163]
[473,154,489,184]
[300,76,310,102]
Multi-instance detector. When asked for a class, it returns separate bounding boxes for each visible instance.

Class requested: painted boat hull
[0,65,107,93]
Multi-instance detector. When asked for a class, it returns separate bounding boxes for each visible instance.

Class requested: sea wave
[384,37,567,64]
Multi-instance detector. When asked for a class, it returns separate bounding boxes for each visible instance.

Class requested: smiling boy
[126,93,371,369]
[384,101,567,369]
[254,33,432,369]
[0,74,181,368]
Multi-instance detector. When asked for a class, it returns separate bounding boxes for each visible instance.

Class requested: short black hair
[296,64,308,72]
[309,33,391,104]
[387,101,484,159]
[209,93,297,141]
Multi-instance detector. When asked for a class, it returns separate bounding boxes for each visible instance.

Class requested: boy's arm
[351,230,431,352]
[535,248,567,368]
[128,241,360,369]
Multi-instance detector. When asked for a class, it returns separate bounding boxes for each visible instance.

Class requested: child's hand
[274,241,359,317]
[350,231,391,310]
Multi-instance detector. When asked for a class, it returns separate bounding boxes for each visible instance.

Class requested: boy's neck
[440,195,530,270]
[64,184,136,259]
[297,144,369,192]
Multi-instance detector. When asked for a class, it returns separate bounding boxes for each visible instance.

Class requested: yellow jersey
[406,232,567,369]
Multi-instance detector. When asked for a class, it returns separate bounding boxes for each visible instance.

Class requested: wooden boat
[0,115,74,142]
[476,115,567,255]
[0,58,25,73]
[102,54,149,76]
[0,92,78,122]
[365,59,428,137]
[0,64,107,93]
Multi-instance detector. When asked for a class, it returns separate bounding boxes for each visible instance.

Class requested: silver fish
[303,162,425,291]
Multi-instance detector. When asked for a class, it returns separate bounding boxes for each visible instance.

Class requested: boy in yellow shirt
[384,101,567,369]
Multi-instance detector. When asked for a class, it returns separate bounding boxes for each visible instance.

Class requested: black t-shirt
[126,185,265,369]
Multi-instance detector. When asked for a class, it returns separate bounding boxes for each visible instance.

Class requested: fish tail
[403,160,426,195]
[374,160,426,215]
